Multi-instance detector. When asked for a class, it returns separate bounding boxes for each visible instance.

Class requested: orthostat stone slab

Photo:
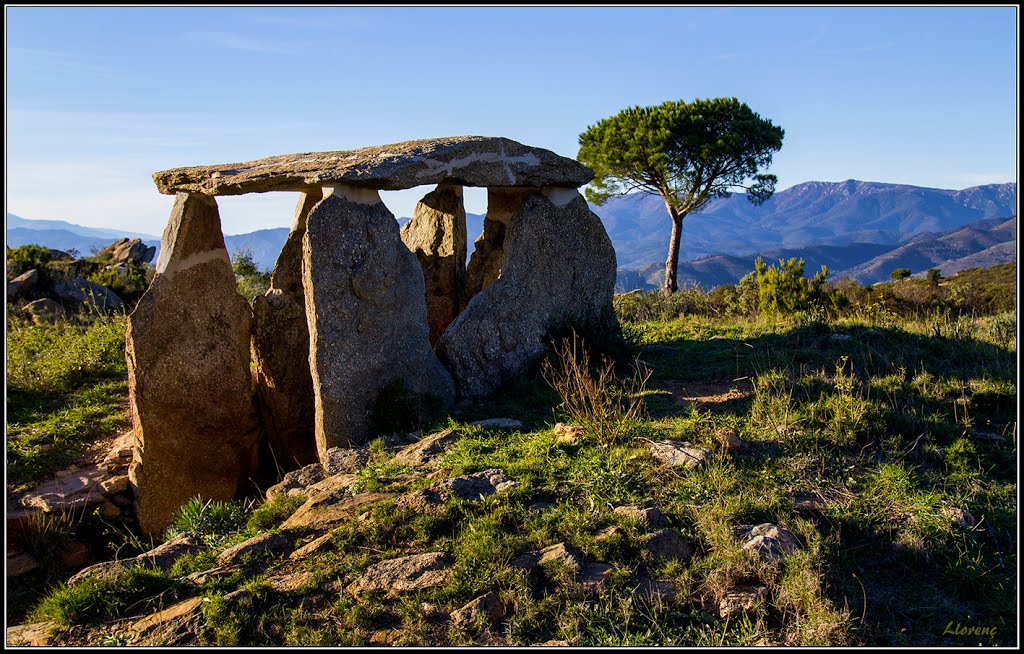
[153,136,593,195]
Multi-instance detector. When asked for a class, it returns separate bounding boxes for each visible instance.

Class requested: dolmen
[127,136,621,534]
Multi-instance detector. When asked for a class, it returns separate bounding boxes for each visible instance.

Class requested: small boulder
[393,428,463,468]
[7,552,40,578]
[715,427,743,453]
[538,542,582,574]
[642,528,694,564]
[6,622,57,647]
[266,571,314,593]
[348,552,453,599]
[648,441,710,469]
[7,269,41,301]
[719,586,769,619]
[68,533,203,586]
[282,491,392,530]
[265,463,326,501]
[612,505,670,531]
[945,506,977,528]
[323,447,371,475]
[633,577,680,604]
[22,298,66,323]
[290,532,335,560]
[53,277,125,312]
[554,422,585,445]
[130,596,206,647]
[451,590,505,627]
[510,551,541,570]
[21,464,109,513]
[435,468,517,501]
[95,238,157,266]
[579,562,614,590]
[216,532,290,566]
[736,524,801,561]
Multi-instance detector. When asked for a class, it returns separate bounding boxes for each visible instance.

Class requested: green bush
[7,244,54,278]
[232,248,271,302]
[754,256,846,318]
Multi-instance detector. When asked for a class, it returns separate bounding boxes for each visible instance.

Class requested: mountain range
[6,180,1016,287]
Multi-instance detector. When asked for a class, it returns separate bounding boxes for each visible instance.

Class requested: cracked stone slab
[153,136,593,195]
[348,552,453,599]
[648,441,711,469]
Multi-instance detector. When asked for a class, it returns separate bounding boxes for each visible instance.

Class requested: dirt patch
[657,379,754,412]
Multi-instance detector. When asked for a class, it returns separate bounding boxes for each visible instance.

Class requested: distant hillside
[597,181,1017,269]
[618,215,1017,291]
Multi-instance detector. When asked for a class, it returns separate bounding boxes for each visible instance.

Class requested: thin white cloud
[185,30,297,55]
[7,46,126,79]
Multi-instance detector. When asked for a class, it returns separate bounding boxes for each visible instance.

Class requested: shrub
[541,332,650,445]
[7,244,54,278]
[232,248,271,302]
[166,496,255,544]
[754,257,845,318]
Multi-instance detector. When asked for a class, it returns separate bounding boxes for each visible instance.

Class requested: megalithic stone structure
[438,188,621,399]
[126,192,262,535]
[251,189,323,474]
[302,186,456,458]
[136,136,622,532]
[400,183,468,345]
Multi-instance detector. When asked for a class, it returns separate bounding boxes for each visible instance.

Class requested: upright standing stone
[302,186,456,458]
[400,184,467,345]
[126,192,262,535]
[463,188,535,305]
[438,189,621,399]
[251,190,322,474]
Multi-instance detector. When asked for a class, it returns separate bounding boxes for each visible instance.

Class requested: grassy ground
[5,296,1017,646]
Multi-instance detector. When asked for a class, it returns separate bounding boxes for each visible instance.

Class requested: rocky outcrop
[153,136,593,195]
[7,269,41,301]
[302,187,455,456]
[127,192,262,535]
[95,238,157,266]
[347,551,453,599]
[400,184,467,345]
[437,190,620,399]
[68,533,202,586]
[251,190,323,473]
[54,277,125,312]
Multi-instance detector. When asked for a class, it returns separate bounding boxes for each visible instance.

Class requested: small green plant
[165,496,255,543]
[541,332,650,445]
[754,257,844,318]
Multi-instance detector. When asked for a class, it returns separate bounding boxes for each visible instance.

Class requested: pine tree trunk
[663,205,683,295]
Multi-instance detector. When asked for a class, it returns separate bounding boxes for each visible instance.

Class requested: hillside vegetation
[5,260,1017,647]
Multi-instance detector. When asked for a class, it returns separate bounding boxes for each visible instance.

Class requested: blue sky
[5,5,1018,237]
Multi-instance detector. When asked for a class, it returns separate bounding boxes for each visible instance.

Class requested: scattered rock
[396,488,449,516]
[266,571,314,593]
[22,298,66,324]
[265,463,326,501]
[183,564,242,587]
[735,523,802,561]
[648,441,710,469]
[716,427,743,453]
[632,577,680,604]
[6,622,57,647]
[719,586,769,619]
[554,422,585,445]
[348,552,453,599]
[99,432,135,472]
[393,428,464,468]
[7,552,40,578]
[451,590,505,627]
[434,468,517,501]
[282,491,393,530]
[59,541,91,569]
[216,532,291,566]
[95,238,157,266]
[368,629,404,646]
[323,447,371,475]
[642,528,694,564]
[538,543,582,574]
[510,551,541,570]
[130,596,206,646]
[100,475,130,495]
[579,562,614,590]
[945,507,977,528]
[612,505,670,531]
[7,269,41,301]
[791,492,826,515]
[53,276,125,312]
[592,525,624,543]
[303,190,455,454]
[21,464,110,513]
[471,418,523,430]
[290,532,336,560]
[538,640,572,647]
[68,533,203,587]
